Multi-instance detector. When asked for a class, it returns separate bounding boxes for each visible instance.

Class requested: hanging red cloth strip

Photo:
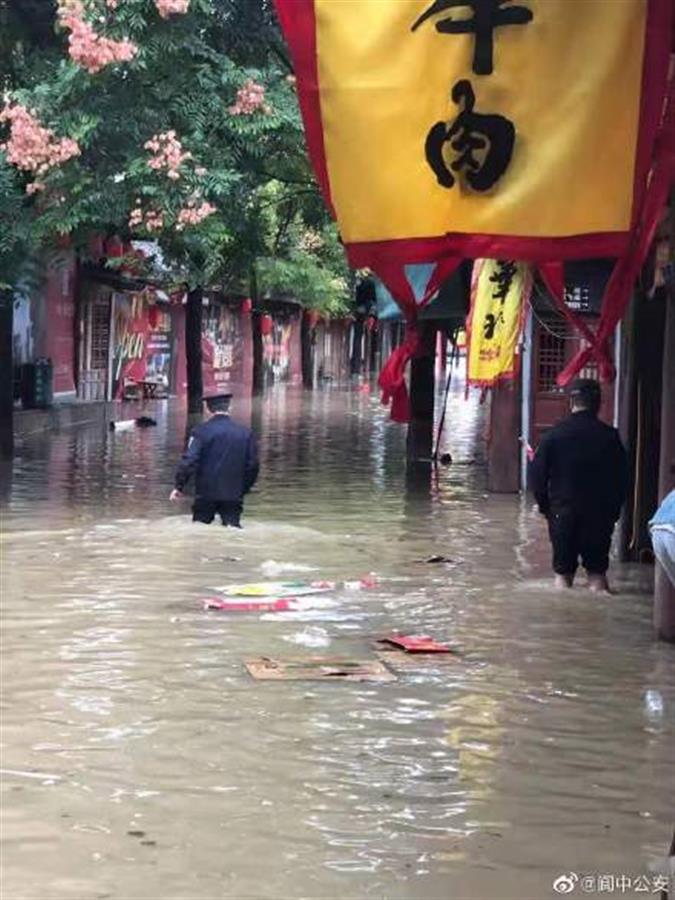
[538,262,616,381]
[376,257,462,422]
[379,326,422,423]
[550,72,675,387]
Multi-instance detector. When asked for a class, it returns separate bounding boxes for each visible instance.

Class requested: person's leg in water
[580,516,614,593]
[192,498,216,524]
[216,501,243,528]
[548,508,578,589]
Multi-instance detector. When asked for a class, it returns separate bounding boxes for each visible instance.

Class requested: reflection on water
[1,382,673,900]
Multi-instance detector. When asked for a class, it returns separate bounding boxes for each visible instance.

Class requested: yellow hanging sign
[275,0,671,267]
[466,259,531,386]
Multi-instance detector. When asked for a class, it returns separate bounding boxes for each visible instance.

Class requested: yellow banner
[467,259,531,385]
[314,0,647,245]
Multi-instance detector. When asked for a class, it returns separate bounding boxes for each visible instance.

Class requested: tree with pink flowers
[1,0,352,408]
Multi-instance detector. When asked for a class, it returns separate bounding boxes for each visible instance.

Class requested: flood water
[1,380,673,900]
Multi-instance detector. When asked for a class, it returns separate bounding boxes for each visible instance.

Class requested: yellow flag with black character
[274,0,671,269]
[466,259,531,387]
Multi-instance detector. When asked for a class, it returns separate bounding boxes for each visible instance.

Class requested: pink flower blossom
[128,204,165,232]
[144,131,191,179]
[57,0,137,74]
[0,103,80,189]
[177,197,216,227]
[229,79,270,116]
[155,0,190,18]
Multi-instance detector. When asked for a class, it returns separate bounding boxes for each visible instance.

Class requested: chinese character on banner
[466,259,531,387]
[274,0,673,419]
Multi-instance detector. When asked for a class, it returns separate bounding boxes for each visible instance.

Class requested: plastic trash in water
[644,689,664,720]
[203,597,294,613]
[260,560,318,577]
[344,574,379,591]
[282,626,331,649]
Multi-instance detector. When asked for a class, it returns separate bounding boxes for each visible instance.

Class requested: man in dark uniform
[170,393,259,527]
[530,379,628,592]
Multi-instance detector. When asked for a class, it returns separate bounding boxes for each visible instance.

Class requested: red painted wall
[35,253,77,395]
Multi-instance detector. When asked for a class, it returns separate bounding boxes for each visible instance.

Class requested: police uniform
[530,410,628,577]
[174,396,259,527]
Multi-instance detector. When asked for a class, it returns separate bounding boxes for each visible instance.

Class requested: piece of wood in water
[245,656,397,682]
[373,645,459,672]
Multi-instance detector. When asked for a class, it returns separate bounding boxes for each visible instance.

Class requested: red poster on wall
[45,254,77,395]
[202,302,246,393]
[112,293,173,399]
[262,312,302,385]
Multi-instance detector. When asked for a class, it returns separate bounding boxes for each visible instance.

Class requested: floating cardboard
[245,656,397,683]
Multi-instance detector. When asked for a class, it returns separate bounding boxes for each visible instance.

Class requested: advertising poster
[112,293,173,399]
[202,303,245,394]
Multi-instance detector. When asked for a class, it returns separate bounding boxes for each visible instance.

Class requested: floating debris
[245,656,396,683]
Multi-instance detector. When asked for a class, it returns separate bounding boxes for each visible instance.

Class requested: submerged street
[1,383,674,900]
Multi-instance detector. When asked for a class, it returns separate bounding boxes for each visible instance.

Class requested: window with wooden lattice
[536,325,569,394]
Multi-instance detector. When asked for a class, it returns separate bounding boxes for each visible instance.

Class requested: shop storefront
[78,282,178,401]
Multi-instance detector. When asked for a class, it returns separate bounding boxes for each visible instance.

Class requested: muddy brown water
[1,383,673,899]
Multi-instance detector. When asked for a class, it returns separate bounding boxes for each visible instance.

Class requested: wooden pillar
[654,279,675,642]
[406,323,436,466]
[185,286,203,415]
[488,380,521,492]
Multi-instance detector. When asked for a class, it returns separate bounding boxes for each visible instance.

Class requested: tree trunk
[406,323,436,467]
[186,286,203,415]
[0,290,14,458]
[301,312,313,388]
[252,311,264,394]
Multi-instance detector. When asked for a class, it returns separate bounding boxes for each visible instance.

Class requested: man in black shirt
[530,379,628,592]
[170,393,259,527]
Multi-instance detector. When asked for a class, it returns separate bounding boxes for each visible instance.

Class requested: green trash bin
[20,358,53,409]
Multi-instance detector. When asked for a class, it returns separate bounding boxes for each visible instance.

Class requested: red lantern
[365,315,377,332]
[241,297,253,314]
[260,313,274,336]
